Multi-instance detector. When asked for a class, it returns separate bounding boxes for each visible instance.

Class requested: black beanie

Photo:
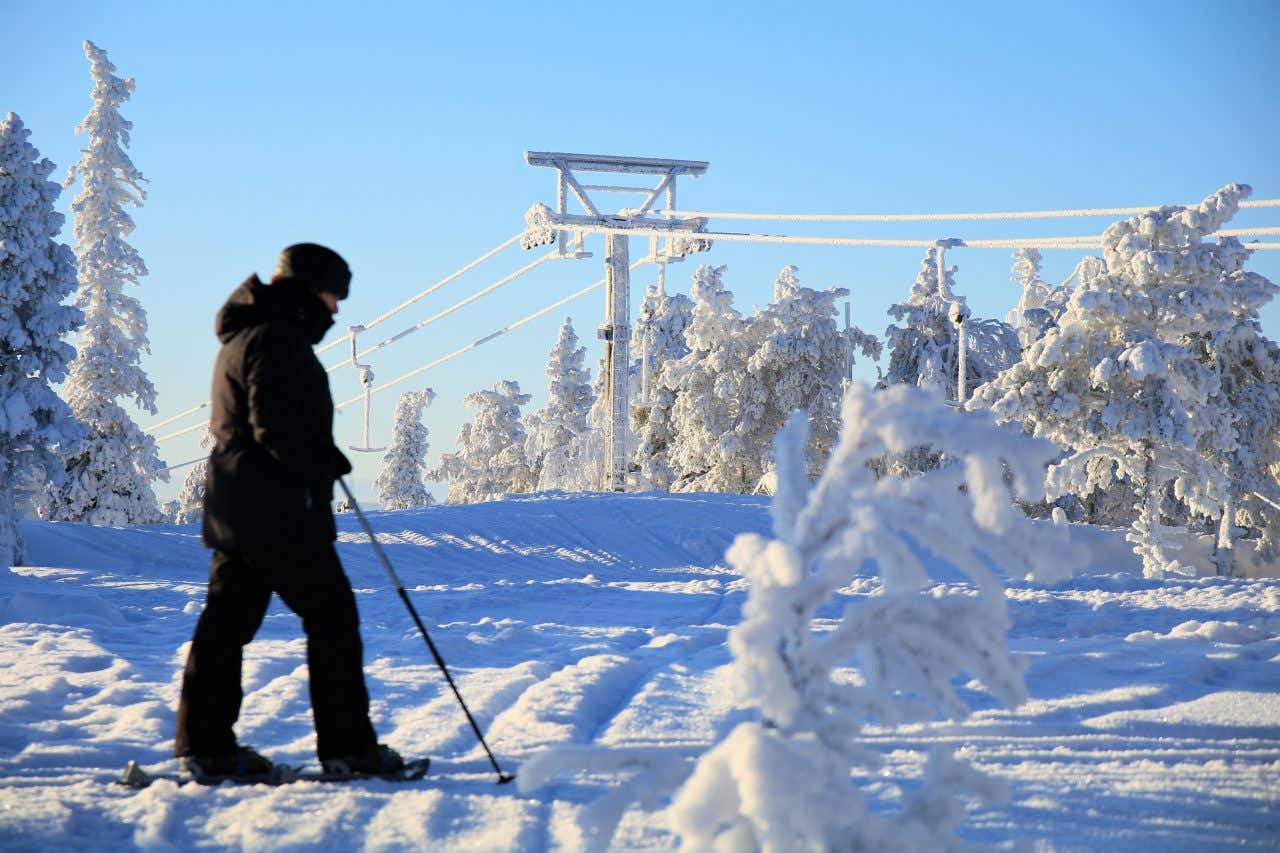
[275,243,351,299]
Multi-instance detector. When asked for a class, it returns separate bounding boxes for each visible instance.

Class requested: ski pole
[338,478,515,785]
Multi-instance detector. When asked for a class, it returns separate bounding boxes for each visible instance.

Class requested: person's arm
[244,327,332,484]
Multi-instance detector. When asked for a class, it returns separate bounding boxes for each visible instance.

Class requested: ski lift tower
[521,152,711,491]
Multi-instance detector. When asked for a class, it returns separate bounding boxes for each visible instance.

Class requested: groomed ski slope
[1,492,1278,851]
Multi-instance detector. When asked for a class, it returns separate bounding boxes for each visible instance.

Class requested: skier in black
[174,243,404,780]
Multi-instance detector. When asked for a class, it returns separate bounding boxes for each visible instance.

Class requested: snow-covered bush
[970,184,1277,577]
[432,380,535,504]
[0,113,84,566]
[526,318,594,491]
[521,384,1078,850]
[745,265,880,478]
[42,41,166,526]
[172,427,214,524]
[374,389,436,510]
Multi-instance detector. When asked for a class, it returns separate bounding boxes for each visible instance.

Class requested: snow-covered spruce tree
[882,239,1019,400]
[432,380,535,504]
[374,389,436,510]
[527,318,594,491]
[665,264,762,492]
[173,426,214,524]
[43,41,166,525]
[879,240,1018,475]
[745,265,881,479]
[520,384,1079,850]
[1173,227,1280,570]
[970,184,1272,577]
[1005,248,1059,350]
[0,113,84,566]
[630,280,694,490]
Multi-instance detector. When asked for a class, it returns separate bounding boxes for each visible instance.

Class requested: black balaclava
[271,243,350,344]
[274,281,336,345]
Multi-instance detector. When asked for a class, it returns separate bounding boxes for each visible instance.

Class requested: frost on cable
[526,318,595,491]
[630,281,693,490]
[970,184,1280,577]
[0,113,84,566]
[432,380,535,504]
[374,389,436,510]
[521,384,1078,851]
[41,41,166,526]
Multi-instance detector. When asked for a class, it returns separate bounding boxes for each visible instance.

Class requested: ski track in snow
[1,492,1278,851]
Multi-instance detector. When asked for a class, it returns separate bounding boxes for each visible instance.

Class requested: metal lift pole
[603,234,631,491]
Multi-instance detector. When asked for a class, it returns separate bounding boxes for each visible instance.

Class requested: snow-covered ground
[1,492,1278,851]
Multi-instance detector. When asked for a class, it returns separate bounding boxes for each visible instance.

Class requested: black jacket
[202,275,352,550]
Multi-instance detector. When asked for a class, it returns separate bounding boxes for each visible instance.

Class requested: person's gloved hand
[332,446,353,480]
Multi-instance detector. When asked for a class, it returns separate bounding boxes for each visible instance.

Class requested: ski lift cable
[324,249,560,375]
[333,259,651,412]
[146,401,211,433]
[145,234,524,434]
[550,223,1280,251]
[314,233,523,357]
[156,455,205,475]
[656,197,1280,223]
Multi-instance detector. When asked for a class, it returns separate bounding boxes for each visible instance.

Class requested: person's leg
[271,542,378,761]
[174,550,272,757]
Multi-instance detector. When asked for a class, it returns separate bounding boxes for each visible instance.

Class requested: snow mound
[1125,618,1280,644]
[1083,690,1280,730]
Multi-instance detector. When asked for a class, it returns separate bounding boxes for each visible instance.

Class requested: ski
[116,757,430,789]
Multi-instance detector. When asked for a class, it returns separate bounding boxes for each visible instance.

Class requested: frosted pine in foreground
[42,41,165,526]
[0,113,84,566]
[523,384,1080,850]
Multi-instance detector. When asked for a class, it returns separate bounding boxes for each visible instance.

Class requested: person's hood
[215,275,335,345]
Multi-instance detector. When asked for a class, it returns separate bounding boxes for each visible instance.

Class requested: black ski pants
[174,541,378,761]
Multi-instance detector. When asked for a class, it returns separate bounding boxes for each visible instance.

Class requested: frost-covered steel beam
[557,165,601,217]
[526,151,709,176]
[580,184,657,193]
[535,207,709,233]
[633,171,675,219]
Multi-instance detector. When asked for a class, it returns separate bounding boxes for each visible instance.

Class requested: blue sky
[6,0,1279,502]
